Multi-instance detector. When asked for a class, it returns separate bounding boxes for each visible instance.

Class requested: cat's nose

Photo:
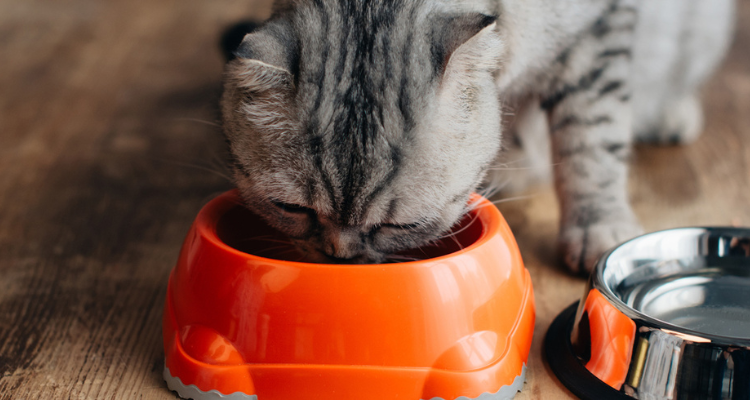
[323,228,365,260]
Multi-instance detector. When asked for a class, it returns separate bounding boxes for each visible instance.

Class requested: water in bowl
[617,265,750,339]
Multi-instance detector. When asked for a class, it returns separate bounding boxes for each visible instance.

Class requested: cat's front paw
[559,218,643,275]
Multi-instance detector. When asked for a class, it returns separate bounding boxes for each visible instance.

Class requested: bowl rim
[592,226,750,346]
[193,189,504,269]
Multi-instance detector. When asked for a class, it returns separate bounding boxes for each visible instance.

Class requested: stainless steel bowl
[546,227,750,399]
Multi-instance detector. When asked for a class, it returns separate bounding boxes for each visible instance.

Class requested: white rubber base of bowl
[163,365,257,400]
[164,364,527,400]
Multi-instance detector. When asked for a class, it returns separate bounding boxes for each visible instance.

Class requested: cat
[221,0,735,272]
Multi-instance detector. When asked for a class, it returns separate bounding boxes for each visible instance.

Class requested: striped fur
[222,0,735,270]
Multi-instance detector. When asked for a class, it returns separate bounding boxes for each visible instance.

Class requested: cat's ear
[228,24,297,92]
[433,14,503,78]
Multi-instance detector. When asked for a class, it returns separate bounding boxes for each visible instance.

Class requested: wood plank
[0,0,748,399]
[0,1,268,398]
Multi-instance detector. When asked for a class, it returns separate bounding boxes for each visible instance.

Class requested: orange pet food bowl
[162,190,535,400]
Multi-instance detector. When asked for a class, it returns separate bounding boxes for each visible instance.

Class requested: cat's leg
[631,0,735,145]
[543,1,643,274]
[634,94,704,145]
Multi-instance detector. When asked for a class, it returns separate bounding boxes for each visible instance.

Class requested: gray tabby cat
[221,0,735,272]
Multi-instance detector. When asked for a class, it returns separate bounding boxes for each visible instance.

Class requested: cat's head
[221,1,504,263]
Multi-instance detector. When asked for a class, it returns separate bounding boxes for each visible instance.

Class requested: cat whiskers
[250,244,297,254]
[198,190,235,206]
[447,232,465,252]
[234,235,297,246]
[158,158,234,182]
[171,117,222,128]
[470,194,536,211]
[384,255,422,263]
[270,249,308,262]
[234,238,297,246]
[476,175,514,200]
[209,152,234,176]
[445,192,536,238]
[434,211,482,242]
[485,165,556,171]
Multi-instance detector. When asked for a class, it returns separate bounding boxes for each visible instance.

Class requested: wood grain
[0,1,748,399]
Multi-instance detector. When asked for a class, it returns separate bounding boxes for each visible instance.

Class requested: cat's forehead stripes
[224,0,504,230]
[291,0,435,225]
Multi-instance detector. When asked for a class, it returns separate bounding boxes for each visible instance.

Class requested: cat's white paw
[559,218,643,274]
[636,94,704,145]
[664,95,704,144]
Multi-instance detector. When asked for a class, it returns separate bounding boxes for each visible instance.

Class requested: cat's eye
[271,200,313,215]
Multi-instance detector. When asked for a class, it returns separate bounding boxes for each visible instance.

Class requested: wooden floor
[1,1,748,399]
